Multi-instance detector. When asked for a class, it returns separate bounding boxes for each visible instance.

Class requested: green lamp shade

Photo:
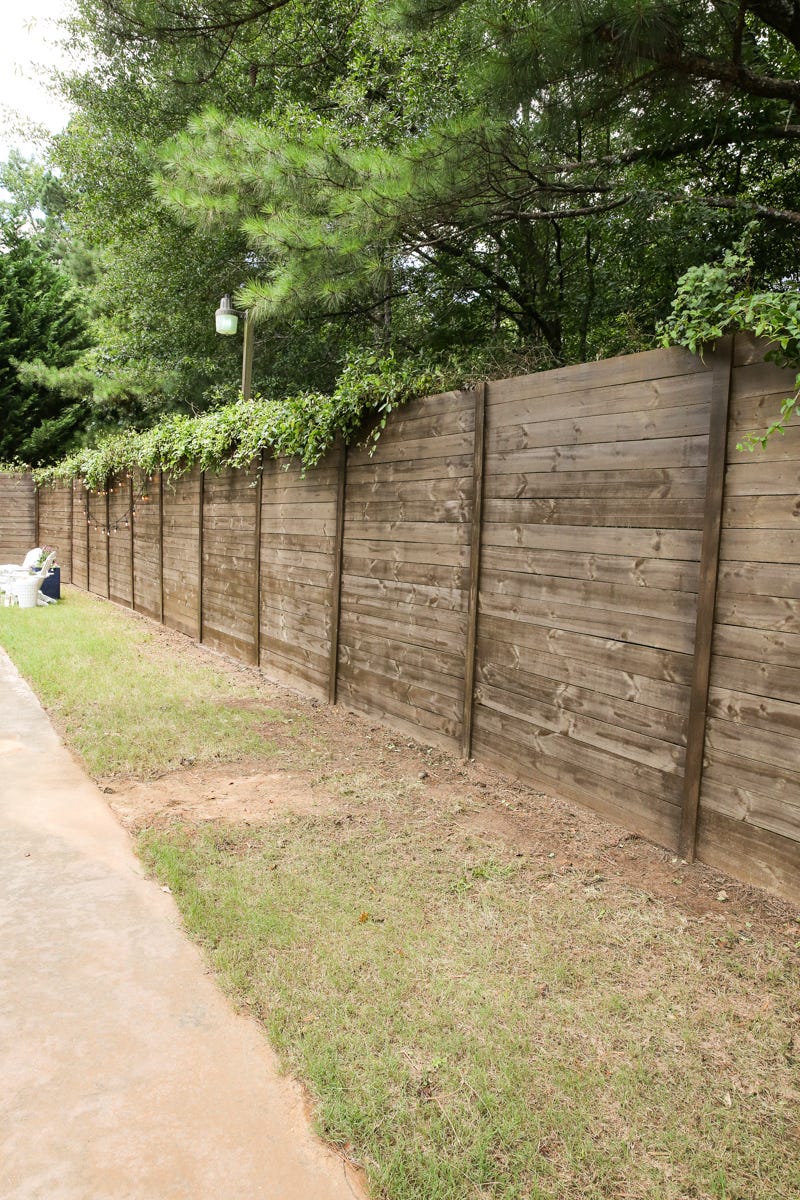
[215,295,239,335]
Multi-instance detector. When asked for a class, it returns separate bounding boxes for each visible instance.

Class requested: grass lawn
[2,588,799,1200]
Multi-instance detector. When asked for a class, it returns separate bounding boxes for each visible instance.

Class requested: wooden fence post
[159,471,165,623]
[679,336,734,861]
[85,484,90,591]
[68,481,74,585]
[461,382,487,760]
[129,475,135,609]
[33,482,39,546]
[328,442,347,705]
[197,468,205,643]
[253,454,263,666]
[105,488,111,598]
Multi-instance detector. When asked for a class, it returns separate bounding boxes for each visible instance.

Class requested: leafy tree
[156,0,799,363]
[0,219,90,464]
[41,0,798,456]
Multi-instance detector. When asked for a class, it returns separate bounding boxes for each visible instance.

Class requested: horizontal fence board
[479,592,694,655]
[346,456,475,486]
[474,680,685,781]
[482,496,704,530]
[487,401,711,453]
[487,345,703,406]
[341,573,467,613]
[707,685,800,740]
[723,493,800,530]
[338,632,467,688]
[487,435,709,477]
[470,717,681,849]
[479,522,702,560]
[712,623,800,669]
[481,567,696,623]
[484,466,709,501]
[339,608,467,657]
[710,654,800,705]
[342,554,469,591]
[348,432,473,468]
[714,592,800,634]
[475,659,687,744]
[480,544,701,593]
[488,371,712,429]
[337,661,463,724]
[477,637,689,714]
[479,612,693,685]
[716,560,800,599]
[336,674,461,743]
[695,808,800,903]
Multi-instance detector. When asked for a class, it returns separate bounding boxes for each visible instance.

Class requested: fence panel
[0,474,34,562]
[108,480,133,607]
[259,453,341,696]
[202,467,259,662]
[339,390,475,751]
[697,339,800,897]
[162,466,202,638]
[472,347,713,846]
[87,490,109,597]
[129,472,162,620]
[36,483,73,584]
[71,483,88,589]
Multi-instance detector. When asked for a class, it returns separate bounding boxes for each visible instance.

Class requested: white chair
[0,552,37,606]
[3,551,58,608]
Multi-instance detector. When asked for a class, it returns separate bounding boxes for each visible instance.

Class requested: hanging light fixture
[215,294,239,336]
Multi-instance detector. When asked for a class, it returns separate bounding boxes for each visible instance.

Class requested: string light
[82,479,156,537]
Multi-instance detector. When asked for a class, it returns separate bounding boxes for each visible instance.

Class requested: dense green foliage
[661,231,800,448]
[0,192,90,464]
[1,1,798,466]
[32,349,477,487]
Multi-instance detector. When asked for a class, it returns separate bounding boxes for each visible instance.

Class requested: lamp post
[215,294,255,401]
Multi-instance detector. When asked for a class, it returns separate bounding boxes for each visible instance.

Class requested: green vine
[28,350,470,491]
[660,232,800,451]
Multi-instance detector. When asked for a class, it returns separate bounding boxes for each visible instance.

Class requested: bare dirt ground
[100,625,800,945]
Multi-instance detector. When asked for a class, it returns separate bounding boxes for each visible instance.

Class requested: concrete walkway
[0,649,365,1200]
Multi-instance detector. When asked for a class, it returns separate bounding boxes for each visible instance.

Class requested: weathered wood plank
[479,591,694,655]
[481,567,697,623]
[475,680,685,779]
[707,685,800,740]
[695,808,800,903]
[471,714,681,848]
[487,435,709,477]
[488,368,711,428]
[713,623,800,668]
[482,496,704,530]
[480,522,702,561]
[487,400,711,455]
[716,560,800,599]
[479,612,693,685]
[484,466,708,501]
[710,654,800,704]
[480,544,701,593]
[477,637,689,713]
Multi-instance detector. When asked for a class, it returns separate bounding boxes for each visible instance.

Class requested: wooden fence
[0,473,35,564]
[3,334,798,902]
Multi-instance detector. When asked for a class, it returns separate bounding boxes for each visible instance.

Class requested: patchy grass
[0,588,290,775]
[3,586,799,1199]
[139,810,800,1200]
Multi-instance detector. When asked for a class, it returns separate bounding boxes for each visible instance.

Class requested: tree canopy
[1,0,797,465]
